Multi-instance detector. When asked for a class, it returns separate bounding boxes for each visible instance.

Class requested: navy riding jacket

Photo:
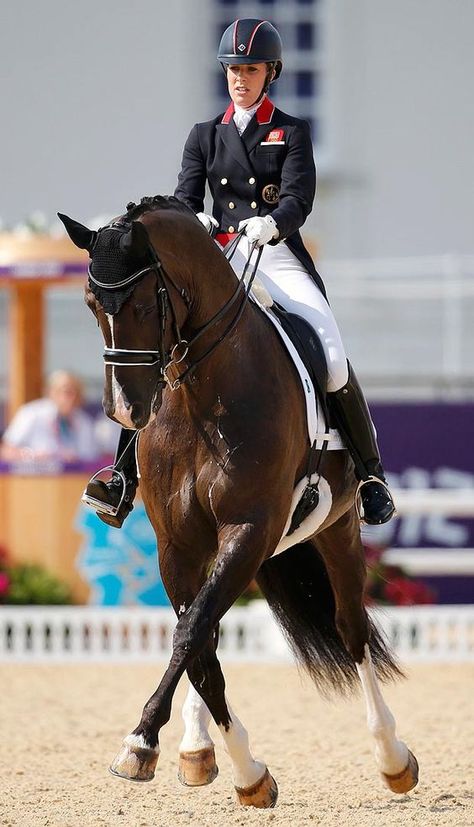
[174,96,326,297]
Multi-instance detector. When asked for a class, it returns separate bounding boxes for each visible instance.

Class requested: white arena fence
[0,602,473,664]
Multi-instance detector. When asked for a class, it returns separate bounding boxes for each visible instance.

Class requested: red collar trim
[221,97,275,126]
[256,96,275,124]
[221,102,235,124]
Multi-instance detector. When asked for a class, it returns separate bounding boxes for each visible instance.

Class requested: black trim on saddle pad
[270,305,332,536]
[271,304,329,425]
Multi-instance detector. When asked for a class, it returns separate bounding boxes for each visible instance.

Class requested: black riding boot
[329,364,395,525]
[82,428,138,528]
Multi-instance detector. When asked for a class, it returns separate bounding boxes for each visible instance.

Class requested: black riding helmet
[218,19,283,95]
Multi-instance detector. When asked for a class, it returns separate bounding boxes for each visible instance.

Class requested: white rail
[0,603,472,663]
[393,489,474,516]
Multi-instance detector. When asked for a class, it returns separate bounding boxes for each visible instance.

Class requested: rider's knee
[327,357,349,392]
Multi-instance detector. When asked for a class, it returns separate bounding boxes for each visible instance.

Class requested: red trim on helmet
[221,102,235,124]
[233,20,239,55]
[246,20,266,55]
[256,96,275,124]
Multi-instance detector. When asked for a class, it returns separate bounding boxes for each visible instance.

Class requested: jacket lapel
[216,101,253,174]
[242,97,276,154]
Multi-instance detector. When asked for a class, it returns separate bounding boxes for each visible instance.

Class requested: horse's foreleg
[218,697,277,807]
[316,509,419,793]
[110,519,280,803]
[357,646,419,792]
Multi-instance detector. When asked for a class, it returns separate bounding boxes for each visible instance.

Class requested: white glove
[238,214,279,246]
[196,212,218,234]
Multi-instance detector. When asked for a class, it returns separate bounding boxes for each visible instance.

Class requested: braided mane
[125,195,195,222]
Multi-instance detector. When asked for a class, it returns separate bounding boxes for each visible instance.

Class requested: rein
[89,225,262,391]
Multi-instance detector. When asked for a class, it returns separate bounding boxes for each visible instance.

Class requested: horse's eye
[135,303,156,321]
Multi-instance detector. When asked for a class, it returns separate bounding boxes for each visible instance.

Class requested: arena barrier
[0,602,473,663]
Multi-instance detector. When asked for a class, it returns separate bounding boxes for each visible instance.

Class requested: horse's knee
[173,611,211,662]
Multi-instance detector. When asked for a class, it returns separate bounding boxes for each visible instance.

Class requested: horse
[59,197,418,809]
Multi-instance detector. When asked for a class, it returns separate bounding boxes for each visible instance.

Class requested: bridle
[88,224,262,391]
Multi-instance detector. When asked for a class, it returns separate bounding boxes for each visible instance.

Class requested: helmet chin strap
[262,63,276,95]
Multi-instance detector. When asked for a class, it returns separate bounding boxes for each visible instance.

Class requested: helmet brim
[219,58,283,81]
[219,55,275,64]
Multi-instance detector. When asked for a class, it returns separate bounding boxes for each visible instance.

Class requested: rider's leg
[83,428,138,528]
[235,241,395,525]
[328,364,395,524]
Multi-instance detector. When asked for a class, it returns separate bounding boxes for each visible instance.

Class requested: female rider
[84,18,395,528]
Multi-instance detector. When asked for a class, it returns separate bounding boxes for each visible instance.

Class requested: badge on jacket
[262,184,280,204]
[260,129,285,145]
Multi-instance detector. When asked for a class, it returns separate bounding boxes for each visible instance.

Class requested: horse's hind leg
[316,508,419,793]
[356,645,419,792]
[178,680,217,787]
[181,648,277,807]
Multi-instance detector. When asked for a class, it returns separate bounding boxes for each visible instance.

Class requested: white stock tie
[233,102,259,136]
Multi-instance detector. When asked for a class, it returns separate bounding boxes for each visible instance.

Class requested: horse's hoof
[178,746,219,787]
[381,750,419,793]
[109,739,159,782]
[235,768,278,808]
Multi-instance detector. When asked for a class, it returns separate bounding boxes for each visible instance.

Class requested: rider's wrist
[265,214,279,240]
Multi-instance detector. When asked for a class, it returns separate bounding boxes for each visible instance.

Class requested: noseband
[88,223,261,391]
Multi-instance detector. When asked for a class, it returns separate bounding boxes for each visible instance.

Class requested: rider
[84,18,395,529]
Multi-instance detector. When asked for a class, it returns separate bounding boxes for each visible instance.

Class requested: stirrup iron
[81,466,127,517]
[355,475,396,524]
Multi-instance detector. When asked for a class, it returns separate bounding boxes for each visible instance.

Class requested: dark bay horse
[60,197,418,808]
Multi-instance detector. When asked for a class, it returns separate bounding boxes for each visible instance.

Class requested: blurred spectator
[0,370,99,463]
[93,414,121,458]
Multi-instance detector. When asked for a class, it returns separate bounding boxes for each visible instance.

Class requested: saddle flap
[270,304,329,422]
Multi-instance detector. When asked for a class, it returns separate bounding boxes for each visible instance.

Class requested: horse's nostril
[131,402,148,429]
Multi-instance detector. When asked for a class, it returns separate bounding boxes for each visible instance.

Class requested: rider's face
[227,63,268,109]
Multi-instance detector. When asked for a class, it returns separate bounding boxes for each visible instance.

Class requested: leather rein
[88,225,262,391]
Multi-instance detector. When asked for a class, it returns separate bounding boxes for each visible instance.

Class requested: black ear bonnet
[88,226,152,314]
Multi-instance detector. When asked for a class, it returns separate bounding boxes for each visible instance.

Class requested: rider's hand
[238,215,279,246]
[196,212,219,235]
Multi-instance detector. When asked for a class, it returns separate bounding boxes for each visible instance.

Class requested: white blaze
[106,313,135,428]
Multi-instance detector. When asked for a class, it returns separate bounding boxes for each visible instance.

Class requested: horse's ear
[57,213,96,251]
[120,221,150,258]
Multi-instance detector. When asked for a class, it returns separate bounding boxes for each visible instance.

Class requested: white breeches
[228,239,349,392]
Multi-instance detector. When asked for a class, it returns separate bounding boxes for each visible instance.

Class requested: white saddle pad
[250,282,344,452]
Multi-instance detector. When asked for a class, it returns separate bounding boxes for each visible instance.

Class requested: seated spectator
[0,370,99,463]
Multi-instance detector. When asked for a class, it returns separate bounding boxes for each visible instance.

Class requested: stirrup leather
[81,466,127,517]
[355,475,396,524]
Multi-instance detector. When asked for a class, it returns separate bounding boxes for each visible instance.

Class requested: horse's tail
[256,541,402,696]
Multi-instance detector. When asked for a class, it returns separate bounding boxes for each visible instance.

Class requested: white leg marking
[180,686,266,788]
[357,644,409,775]
[123,733,159,754]
[179,684,214,753]
[218,698,266,789]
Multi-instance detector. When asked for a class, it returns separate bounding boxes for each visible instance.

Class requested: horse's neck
[188,252,241,331]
